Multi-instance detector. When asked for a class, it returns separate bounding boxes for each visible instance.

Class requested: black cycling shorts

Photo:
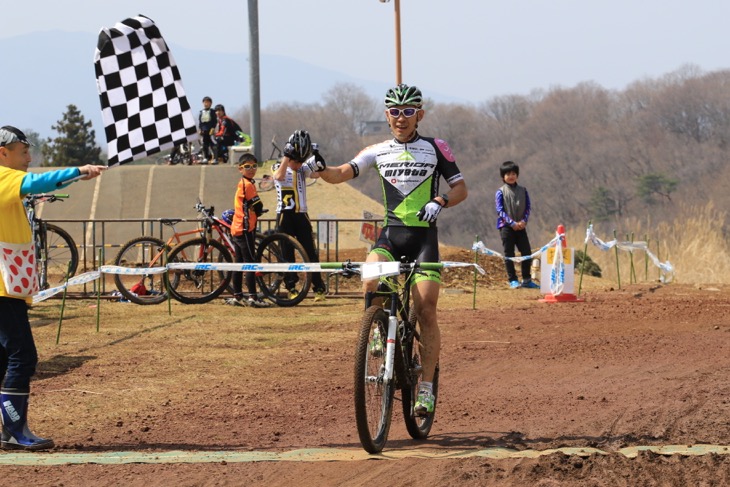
[371,226,441,283]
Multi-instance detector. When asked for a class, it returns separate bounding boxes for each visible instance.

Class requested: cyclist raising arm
[272,130,327,302]
[0,125,105,450]
[314,84,468,416]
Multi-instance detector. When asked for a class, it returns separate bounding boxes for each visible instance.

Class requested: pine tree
[20,129,46,168]
[41,104,102,167]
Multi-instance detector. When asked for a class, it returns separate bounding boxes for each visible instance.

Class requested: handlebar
[24,193,70,206]
[194,201,269,223]
[269,136,282,160]
[322,260,444,279]
[322,259,485,279]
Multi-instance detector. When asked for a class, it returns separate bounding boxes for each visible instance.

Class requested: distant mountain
[1,31,465,145]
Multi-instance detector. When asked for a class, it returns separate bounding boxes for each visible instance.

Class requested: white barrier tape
[471,234,562,263]
[99,265,168,275]
[442,261,486,275]
[167,262,328,272]
[584,225,674,283]
[167,261,485,277]
[31,261,484,302]
[472,234,570,295]
[33,270,102,303]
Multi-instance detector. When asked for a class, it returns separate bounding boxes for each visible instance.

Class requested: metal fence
[44,217,380,297]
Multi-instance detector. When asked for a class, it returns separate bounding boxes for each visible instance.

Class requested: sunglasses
[239,164,257,170]
[387,107,419,118]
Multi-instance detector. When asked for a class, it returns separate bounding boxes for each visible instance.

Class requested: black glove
[306,149,326,172]
[283,142,298,160]
[250,196,264,217]
[283,141,310,162]
[416,199,443,223]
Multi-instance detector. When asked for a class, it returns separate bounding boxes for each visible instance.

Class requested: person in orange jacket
[223,153,270,308]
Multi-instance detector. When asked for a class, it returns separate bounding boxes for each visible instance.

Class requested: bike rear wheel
[39,223,79,290]
[113,237,171,305]
[354,306,395,453]
[255,233,311,307]
[401,308,439,439]
[166,238,233,304]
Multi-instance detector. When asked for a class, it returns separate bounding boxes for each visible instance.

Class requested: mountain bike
[165,203,312,306]
[332,259,444,453]
[164,202,236,304]
[24,194,79,290]
[112,199,312,306]
[113,202,237,304]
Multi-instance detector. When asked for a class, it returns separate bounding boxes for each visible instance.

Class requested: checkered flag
[94,15,197,166]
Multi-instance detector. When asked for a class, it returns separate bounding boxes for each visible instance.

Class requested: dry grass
[566,203,730,286]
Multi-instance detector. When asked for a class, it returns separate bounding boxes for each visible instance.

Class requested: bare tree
[215,69,730,249]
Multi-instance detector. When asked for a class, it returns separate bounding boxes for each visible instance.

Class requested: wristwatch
[440,193,449,207]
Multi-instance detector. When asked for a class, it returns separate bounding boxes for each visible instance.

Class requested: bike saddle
[159,218,184,226]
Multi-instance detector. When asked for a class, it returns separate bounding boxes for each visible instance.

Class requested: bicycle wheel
[255,233,311,307]
[39,224,79,290]
[401,308,439,439]
[166,238,232,304]
[354,306,395,454]
[113,237,171,305]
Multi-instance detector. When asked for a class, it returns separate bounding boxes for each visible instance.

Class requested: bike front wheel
[254,233,311,307]
[39,224,79,290]
[401,308,439,439]
[166,238,233,304]
[113,237,171,305]
[354,306,395,454]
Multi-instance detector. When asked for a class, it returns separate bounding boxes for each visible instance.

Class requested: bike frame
[25,193,73,288]
[140,205,236,268]
[359,260,440,384]
[346,258,450,453]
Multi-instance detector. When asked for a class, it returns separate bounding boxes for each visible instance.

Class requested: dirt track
[1,273,729,485]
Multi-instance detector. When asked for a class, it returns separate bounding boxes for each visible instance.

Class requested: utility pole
[248,0,262,161]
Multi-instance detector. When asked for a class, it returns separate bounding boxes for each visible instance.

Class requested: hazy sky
[3,0,729,103]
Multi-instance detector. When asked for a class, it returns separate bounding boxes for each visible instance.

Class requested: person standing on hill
[198,96,217,163]
[495,160,539,289]
[0,125,105,450]
[313,83,468,417]
[272,130,327,302]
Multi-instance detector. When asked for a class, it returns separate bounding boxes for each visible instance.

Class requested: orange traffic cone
[540,225,583,303]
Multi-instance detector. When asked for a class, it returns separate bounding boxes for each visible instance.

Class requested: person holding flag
[0,125,105,450]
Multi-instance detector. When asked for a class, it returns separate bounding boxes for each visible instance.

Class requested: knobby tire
[39,224,79,290]
[354,306,395,454]
[255,233,311,307]
[113,237,171,305]
[166,238,233,304]
[400,308,438,439]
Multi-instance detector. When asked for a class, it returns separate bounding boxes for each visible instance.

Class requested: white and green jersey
[348,134,463,227]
